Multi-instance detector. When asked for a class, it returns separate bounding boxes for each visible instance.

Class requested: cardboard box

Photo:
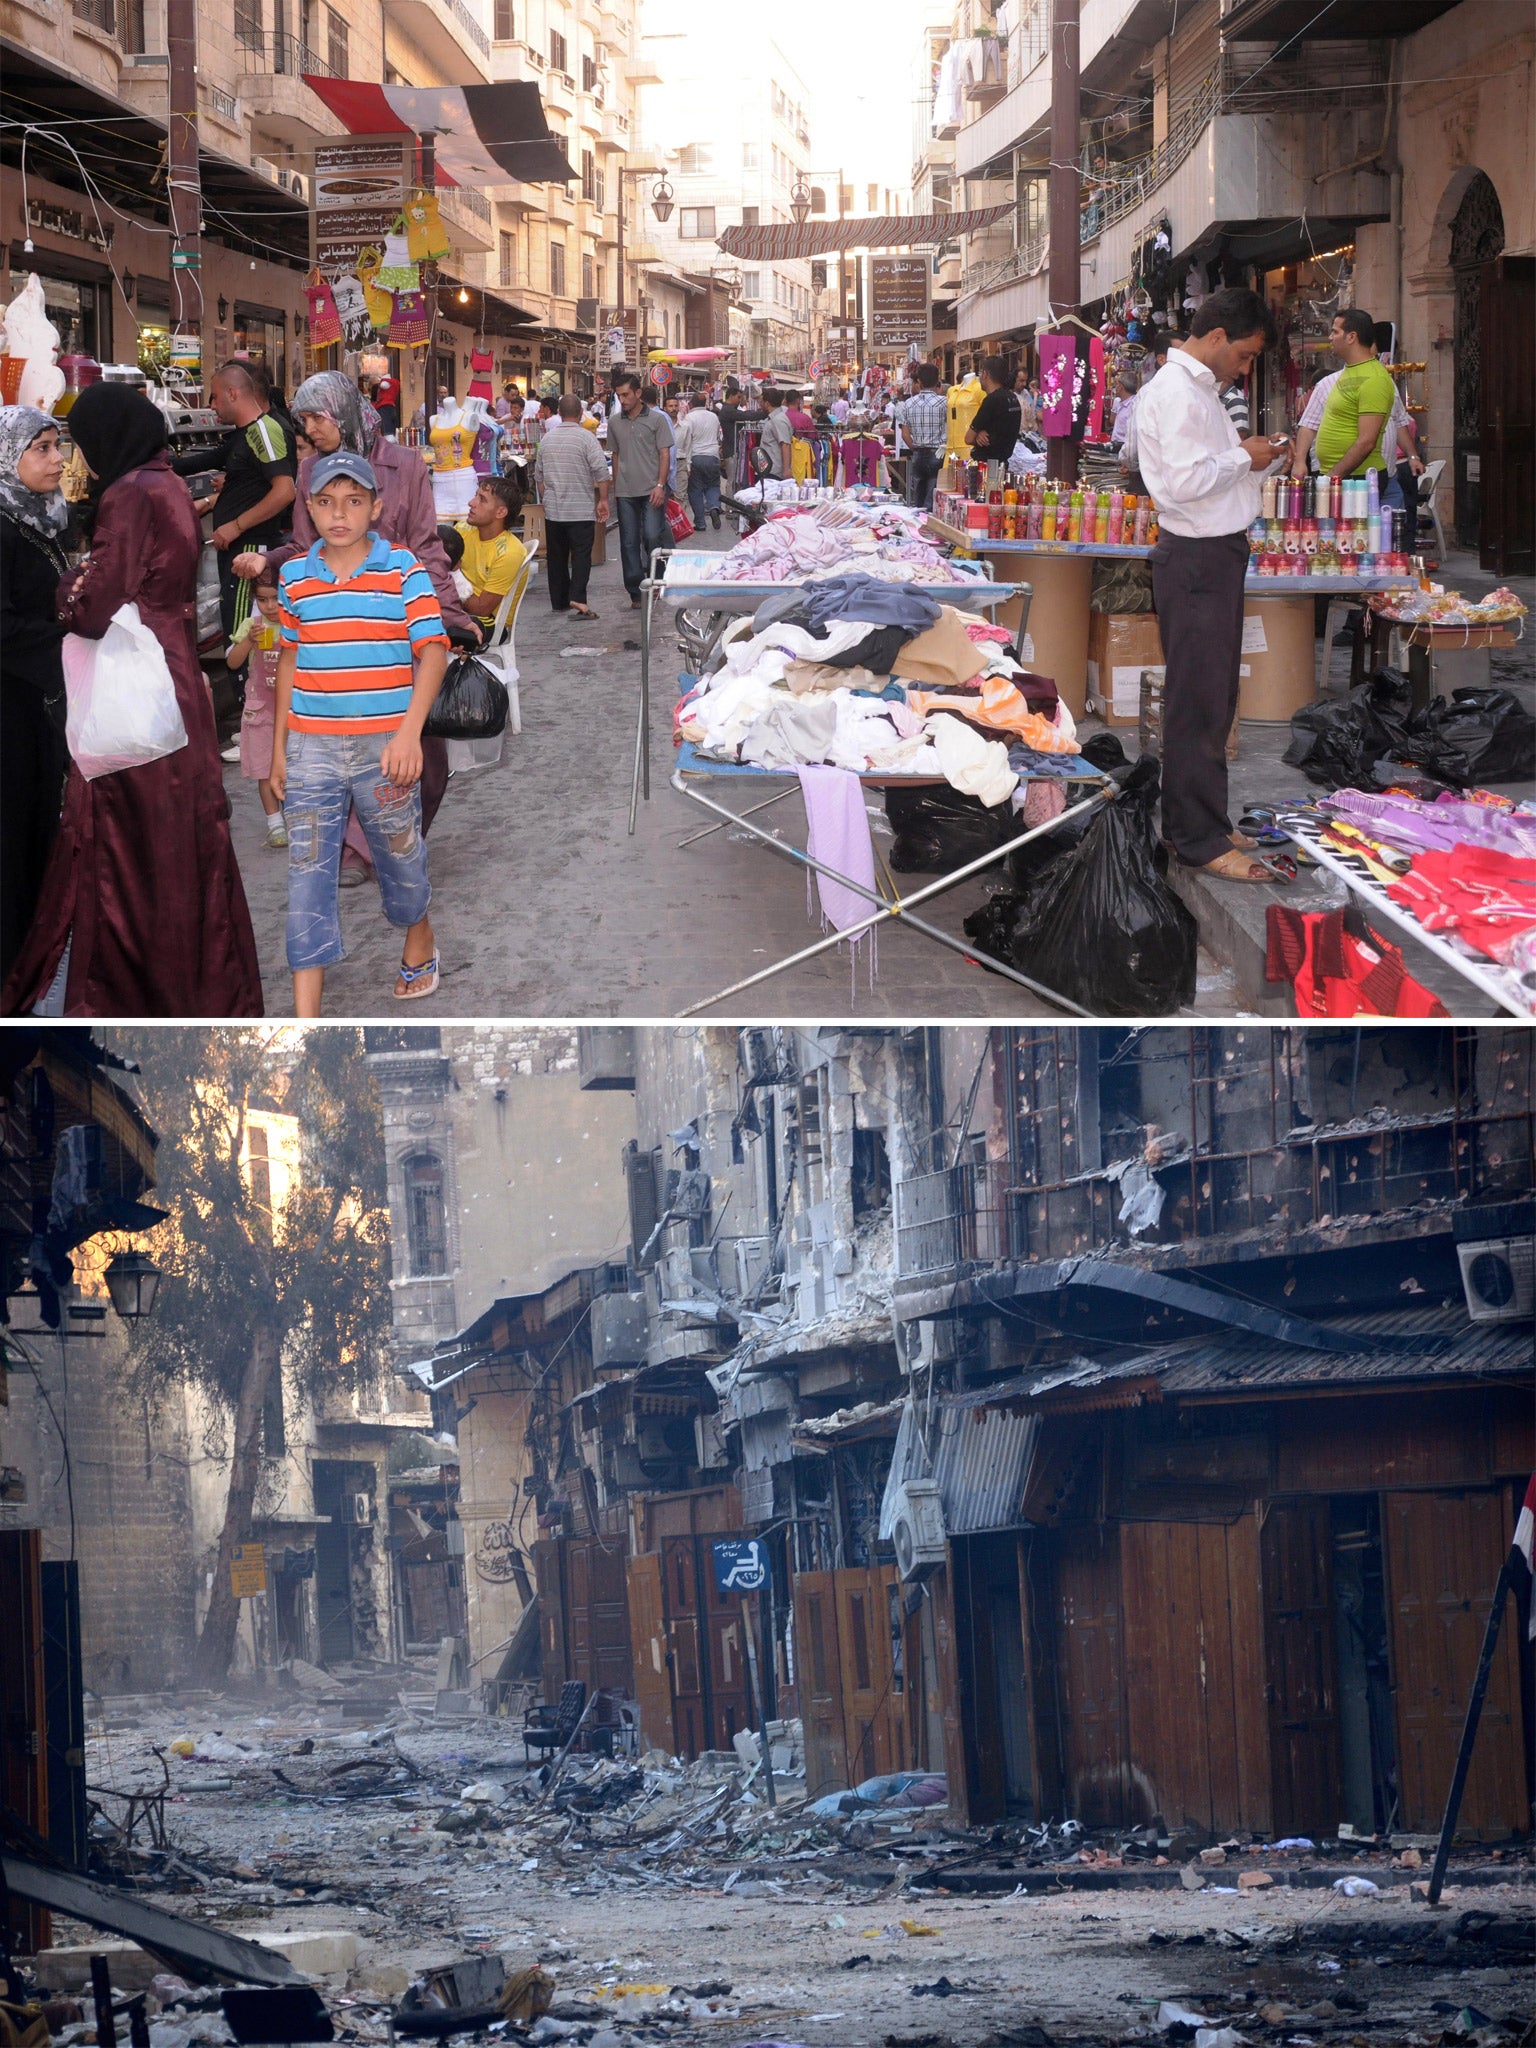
[1236,597,1317,721]
[1086,610,1165,726]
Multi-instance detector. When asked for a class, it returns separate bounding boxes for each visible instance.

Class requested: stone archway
[1448,171,1505,548]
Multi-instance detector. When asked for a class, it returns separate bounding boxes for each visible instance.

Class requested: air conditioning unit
[1457,1237,1535,1323]
[890,1479,946,1582]
[342,1492,376,1525]
[734,1235,771,1299]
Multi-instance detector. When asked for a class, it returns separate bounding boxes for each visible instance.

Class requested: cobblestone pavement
[223,532,1529,1021]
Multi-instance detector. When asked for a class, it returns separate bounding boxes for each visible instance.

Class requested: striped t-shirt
[278,533,447,736]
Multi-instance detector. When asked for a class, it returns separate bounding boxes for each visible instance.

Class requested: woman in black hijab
[3,386,261,1016]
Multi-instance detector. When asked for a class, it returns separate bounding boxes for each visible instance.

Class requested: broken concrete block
[1236,1870,1274,1890]
[1394,1847,1423,1869]
[1180,1864,1207,1891]
[1198,1847,1227,1866]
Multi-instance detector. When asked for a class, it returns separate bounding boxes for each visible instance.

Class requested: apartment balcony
[957,0,1169,177]
[238,34,342,144]
[596,107,629,152]
[962,36,1006,109]
[624,44,662,84]
[440,181,493,250]
[383,0,490,86]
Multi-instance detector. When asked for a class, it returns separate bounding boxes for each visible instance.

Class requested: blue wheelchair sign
[712,1538,771,1594]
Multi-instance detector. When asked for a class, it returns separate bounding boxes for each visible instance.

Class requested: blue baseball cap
[309,450,378,494]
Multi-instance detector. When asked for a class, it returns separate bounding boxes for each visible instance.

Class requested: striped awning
[717,206,1012,262]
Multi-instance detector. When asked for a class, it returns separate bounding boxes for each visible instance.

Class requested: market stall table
[922,521,1401,722]
[630,547,1030,832]
[1276,806,1534,1018]
[670,739,1112,1017]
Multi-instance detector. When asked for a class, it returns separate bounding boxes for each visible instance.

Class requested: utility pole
[420,132,439,421]
[164,0,203,386]
[1046,0,1079,484]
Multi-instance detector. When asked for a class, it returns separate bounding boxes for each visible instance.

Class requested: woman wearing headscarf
[0,406,73,980]
[2,385,262,1017]
[233,370,476,873]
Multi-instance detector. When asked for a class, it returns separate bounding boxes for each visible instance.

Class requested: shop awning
[717,206,1011,262]
[302,79,574,187]
[1,41,310,264]
[435,275,540,335]
[1221,0,1461,37]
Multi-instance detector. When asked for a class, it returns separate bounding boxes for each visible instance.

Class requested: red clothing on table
[1387,844,1536,962]
[2,455,262,1017]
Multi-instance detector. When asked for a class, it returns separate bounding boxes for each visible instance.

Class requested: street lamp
[789,172,812,227]
[650,174,674,223]
[104,1248,162,1324]
[615,168,679,323]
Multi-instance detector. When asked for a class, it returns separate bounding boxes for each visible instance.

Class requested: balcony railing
[238,30,335,77]
[446,184,492,224]
[438,0,490,59]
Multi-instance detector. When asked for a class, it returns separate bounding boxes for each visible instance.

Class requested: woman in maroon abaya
[2,386,262,1017]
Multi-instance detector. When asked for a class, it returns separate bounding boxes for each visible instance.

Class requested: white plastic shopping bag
[63,602,188,780]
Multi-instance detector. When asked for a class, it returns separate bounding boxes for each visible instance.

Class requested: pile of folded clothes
[706,503,986,585]
[676,573,1081,808]
[1311,787,1536,988]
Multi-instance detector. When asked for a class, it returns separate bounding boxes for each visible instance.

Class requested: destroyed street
[2,1026,1533,2048]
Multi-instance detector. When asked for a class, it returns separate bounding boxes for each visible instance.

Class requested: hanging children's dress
[467,348,495,402]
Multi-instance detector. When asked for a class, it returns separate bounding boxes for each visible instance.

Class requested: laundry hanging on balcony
[716,206,1013,264]
[301,78,575,187]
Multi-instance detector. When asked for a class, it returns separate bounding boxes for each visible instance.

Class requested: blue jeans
[905,445,941,510]
[616,493,670,599]
[687,455,722,527]
[284,729,431,971]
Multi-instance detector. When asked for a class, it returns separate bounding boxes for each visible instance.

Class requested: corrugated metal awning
[879,1392,1040,1539]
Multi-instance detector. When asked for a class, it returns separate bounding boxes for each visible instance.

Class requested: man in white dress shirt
[1136,288,1290,882]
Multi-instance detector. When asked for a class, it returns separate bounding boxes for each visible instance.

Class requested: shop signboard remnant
[713,1539,777,1806]
[230,1543,267,1599]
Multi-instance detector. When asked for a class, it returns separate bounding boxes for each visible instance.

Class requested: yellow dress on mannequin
[947,374,983,460]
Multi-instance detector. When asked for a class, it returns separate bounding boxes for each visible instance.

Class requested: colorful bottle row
[937,477,1160,547]
[1247,507,1409,562]
[1262,472,1385,524]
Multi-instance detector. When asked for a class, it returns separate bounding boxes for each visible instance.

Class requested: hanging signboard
[230,1543,268,1599]
[869,255,929,353]
[711,1538,771,1594]
[312,137,413,274]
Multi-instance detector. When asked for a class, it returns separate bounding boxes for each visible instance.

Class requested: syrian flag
[1514,1473,1535,1641]
[303,79,574,187]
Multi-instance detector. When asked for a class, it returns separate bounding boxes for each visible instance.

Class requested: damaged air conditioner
[889,1478,946,1582]
[342,1492,375,1525]
[1457,1237,1535,1323]
[1454,1199,1535,1323]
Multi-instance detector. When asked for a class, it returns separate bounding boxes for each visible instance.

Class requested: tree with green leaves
[117,1027,391,1686]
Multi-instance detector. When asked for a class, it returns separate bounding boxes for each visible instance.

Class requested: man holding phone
[1135,290,1291,884]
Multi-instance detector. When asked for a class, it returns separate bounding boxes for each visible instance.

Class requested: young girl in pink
[226,580,288,847]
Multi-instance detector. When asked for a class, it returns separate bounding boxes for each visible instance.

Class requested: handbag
[423,650,509,740]
[195,543,223,646]
[62,602,188,779]
[665,495,694,542]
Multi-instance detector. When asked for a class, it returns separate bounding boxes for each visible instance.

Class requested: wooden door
[1121,1516,1270,1836]
[1479,256,1534,575]
[625,1552,674,1755]
[585,1535,636,1695]
[836,1566,904,1785]
[535,1536,567,1697]
[698,1557,754,1751]
[1054,1527,1130,1825]
[1262,1500,1341,1835]
[661,1536,708,1758]
[794,1571,847,1800]
[1384,1489,1524,1837]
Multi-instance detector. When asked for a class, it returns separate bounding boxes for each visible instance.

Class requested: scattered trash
[899,1920,942,1937]
[911,1978,979,1998]
[1332,1877,1380,1896]
[1156,2002,1212,2031]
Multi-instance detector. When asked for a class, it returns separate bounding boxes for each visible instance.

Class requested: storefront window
[136,283,171,381]
[232,305,287,387]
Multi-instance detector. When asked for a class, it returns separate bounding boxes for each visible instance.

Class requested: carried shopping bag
[62,602,188,779]
[423,650,509,740]
[665,495,694,542]
[195,543,223,646]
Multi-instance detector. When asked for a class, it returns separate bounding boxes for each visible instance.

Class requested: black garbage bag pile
[884,785,1016,872]
[964,758,1198,1016]
[1283,671,1535,789]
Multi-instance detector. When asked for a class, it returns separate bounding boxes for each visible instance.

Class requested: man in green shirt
[1315,308,1398,479]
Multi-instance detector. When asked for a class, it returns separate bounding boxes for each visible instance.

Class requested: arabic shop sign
[26,199,114,254]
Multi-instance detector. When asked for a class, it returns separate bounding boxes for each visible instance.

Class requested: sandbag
[967,757,1197,1015]
[884,784,1014,873]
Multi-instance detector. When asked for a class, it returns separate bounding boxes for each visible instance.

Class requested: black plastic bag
[967,758,1197,1015]
[1282,670,1416,788]
[1409,688,1536,788]
[423,652,510,740]
[885,785,1014,873]
[1006,787,1099,887]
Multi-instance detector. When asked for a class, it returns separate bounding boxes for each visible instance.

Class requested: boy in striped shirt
[271,450,449,1014]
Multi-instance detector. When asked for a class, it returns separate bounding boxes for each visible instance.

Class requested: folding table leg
[678,784,796,850]
[671,774,1105,1017]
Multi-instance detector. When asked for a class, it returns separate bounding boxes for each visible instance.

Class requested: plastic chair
[478,536,538,736]
[1415,459,1447,560]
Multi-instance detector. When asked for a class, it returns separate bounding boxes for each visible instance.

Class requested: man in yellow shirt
[1315,309,1398,481]
[455,477,528,630]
